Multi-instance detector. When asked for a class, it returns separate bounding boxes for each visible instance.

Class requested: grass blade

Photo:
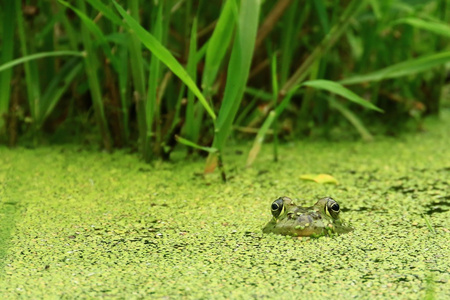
[246,86,298,167]
[38,58,83,128]
[0,51,84,73]
[126,0,148,157]
[185,18,198,142]
[244,87,273,101]
[85,0,123,26]
[175,136,217,153]
[255,0,293,50]
[279,1,303,85]
[302,80,384,112]
[422,214,436,234]
[195,41,208,64]
[59,9,79,50]
[15,0,41,131]
[77,0,112,150]
[313,0,330,34]
[0,2,16,132]
[327,96,373,142]
[201,0,238,96]
[112,0,216,121]
[116,35,130,144]
[271,55,279,162]
[281,0,369,94]
[340,51,450,85]
[393,17,450,38]
[297,60,320,133]
[146,3,164,160]
[205,0,261,173]
[246,77,383,165]
[246,111,276,167]
[58,0,120,72]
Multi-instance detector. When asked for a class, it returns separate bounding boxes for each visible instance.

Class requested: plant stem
[77,0,112,151]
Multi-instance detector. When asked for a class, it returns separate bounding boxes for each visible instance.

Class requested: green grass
[0,0,449,173]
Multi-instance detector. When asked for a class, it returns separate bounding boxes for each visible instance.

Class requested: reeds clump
[0,0,449,177]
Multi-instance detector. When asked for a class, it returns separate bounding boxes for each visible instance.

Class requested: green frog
[263,196,353,237]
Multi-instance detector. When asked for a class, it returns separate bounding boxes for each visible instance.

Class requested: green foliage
[0,51,84,73]
[0,0,448,172]
[393,17,450,38]
[113,1,216,121]
[206,0,260,172]
[0,2,15,132]
[185,18,199,143]
[303,80,384,112]
[77,0,112,150]
[202,0,237,97]
[340,52,450,85]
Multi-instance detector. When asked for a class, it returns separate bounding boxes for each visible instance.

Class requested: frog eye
[271,198,285,218]
[325,198,340,219]
[331,203,340,212]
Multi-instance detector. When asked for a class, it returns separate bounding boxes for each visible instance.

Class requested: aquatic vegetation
[0,112,448,298]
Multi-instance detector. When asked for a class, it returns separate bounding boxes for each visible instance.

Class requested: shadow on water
[424,199,450,215]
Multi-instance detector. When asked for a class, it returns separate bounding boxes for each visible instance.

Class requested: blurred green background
[0,0,449,171]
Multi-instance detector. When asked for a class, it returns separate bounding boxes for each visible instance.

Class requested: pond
[0,112,449,298]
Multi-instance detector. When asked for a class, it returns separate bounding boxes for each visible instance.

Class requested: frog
[262,196,353,237]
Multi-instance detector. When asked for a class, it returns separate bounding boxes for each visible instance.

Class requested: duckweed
[0,112,449,298]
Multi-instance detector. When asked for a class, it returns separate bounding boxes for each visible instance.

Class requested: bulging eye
[271,198,285,218]
[271,202,280,211]
[325,198,340,219]
[331,203,340,212]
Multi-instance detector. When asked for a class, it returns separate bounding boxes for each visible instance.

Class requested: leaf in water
[300,174,339,184]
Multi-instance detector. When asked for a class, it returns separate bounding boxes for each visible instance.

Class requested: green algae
[0,112,449,298]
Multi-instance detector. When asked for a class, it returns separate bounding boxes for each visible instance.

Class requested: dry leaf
[299,174,339,184]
